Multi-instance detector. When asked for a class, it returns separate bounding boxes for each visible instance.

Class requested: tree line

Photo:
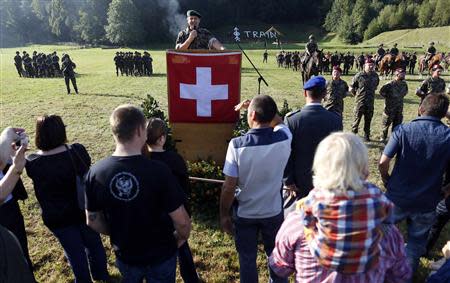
[325,0,450,44]
[0,0,448,47]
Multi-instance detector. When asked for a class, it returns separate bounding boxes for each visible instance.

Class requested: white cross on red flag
[167,51,242,123]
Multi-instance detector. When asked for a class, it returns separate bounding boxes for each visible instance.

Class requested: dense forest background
[0,0,449,47]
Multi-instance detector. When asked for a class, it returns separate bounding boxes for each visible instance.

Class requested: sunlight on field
[1,43,449,282]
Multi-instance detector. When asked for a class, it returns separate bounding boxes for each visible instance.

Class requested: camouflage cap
[186,10,201,18]
[393,43,397,47]
[430,41,435,45]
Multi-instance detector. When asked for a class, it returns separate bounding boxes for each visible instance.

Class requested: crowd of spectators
[1,75,450,283]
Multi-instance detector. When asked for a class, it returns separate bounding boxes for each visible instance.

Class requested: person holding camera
[61,54,79,95]
[175,10,224,50]
[25,115,108,283]
[0,127,35,279]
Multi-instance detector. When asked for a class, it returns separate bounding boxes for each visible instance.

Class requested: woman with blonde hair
[270,133,411,282]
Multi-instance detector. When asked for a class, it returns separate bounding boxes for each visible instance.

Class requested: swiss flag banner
[167,50,242,123]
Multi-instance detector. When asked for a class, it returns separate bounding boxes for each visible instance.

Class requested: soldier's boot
[364,133,371,142]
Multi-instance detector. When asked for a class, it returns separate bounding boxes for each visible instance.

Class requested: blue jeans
[389,205,436,275]
[233,211,288,283]
[116,253,177,283]
[51,224,108,283]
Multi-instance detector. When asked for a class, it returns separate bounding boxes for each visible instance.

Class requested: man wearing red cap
[350,58,380,141]
[417,65,447,103]
[323,66,349,117]
[379,68,408,143]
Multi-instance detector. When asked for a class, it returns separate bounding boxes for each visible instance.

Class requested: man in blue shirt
[379,94,450,277]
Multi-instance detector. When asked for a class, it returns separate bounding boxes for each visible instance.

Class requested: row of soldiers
[113,51,153,77]
[14,51,63,78]
[322,59,448,143]
[274,51,302,71]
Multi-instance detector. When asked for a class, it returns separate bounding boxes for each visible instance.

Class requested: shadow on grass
[80,92,137,99]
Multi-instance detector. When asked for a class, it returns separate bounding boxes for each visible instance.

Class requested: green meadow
[1,41,449,282]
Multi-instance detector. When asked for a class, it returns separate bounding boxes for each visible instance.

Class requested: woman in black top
[144,118,199,283]
[25,115,108,283]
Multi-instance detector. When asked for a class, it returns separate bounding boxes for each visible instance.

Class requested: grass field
[1,43,450,282]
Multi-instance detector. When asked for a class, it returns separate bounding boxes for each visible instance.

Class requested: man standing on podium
[176,10,225,50]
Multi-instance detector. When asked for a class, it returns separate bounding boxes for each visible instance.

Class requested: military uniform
[175,27,215,50]
[350,71,380,139]
[390,47,399,56]
[418,77,446,102]
[61,57,78,94]
[323,79,349,116]
[14,53,23,77]
[380,79,408,141]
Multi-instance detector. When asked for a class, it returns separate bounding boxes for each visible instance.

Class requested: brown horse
[301,50,322,85]
[443,53,450,72]
[378,54,404,79]
[419,53,443,75]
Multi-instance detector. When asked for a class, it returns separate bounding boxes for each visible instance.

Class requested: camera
[15,132,29,147]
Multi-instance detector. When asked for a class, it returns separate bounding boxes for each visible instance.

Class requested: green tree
[74,0,110,43]
[338,15,359,44]
[324,0,355,32]
[433,0,450,26]
[105,0,145,45]
[351,0,371,42]
[418,0,435,27]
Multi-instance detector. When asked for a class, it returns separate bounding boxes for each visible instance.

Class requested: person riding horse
[376,44,386,67]
[390,43,399,57]
[302,34,318,69]
[425,42,436,68]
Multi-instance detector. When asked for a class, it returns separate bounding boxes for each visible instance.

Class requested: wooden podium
[167,50,242,164]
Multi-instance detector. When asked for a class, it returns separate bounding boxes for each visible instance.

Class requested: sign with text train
[166,50,242,163]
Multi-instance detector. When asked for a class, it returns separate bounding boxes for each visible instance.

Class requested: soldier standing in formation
[176,10,224,50]
[114,52,123,76]
[142,52,153,76]
[14,51,23,77]
[379,68,408,143]
[350,58,380,141]
[416,64,446,103]
[61,54,78,95]
[323,66,349,117]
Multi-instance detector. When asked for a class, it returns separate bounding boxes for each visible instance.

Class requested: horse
[301,50,322,85]
[378,54,404,79]
[443,53,450,72]
[419,53,443,76]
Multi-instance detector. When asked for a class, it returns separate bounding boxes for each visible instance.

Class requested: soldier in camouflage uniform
[176,10,224,50]
[379,68,408,143]
[350,58,380,141]
[416,64,446,103]
[390,43,399,57]
[14,51,23,77]
[323,66,349,117]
